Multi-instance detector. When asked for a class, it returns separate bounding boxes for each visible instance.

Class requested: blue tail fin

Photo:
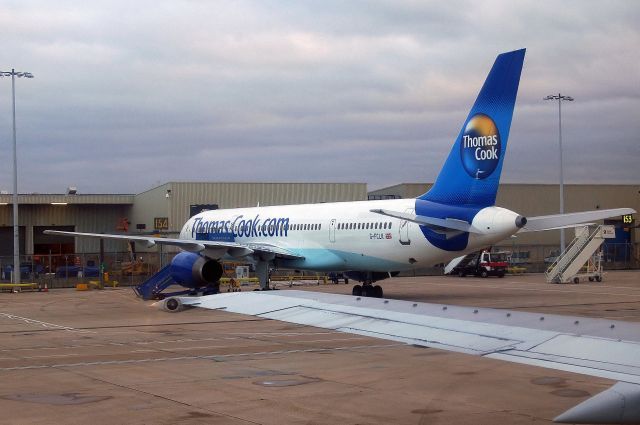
[419,49,525,207]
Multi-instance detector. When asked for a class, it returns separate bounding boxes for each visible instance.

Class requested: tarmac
[0,271,639,424]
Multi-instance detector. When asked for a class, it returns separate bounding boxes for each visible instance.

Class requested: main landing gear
[352,283,383,298]
[254,259,278,291]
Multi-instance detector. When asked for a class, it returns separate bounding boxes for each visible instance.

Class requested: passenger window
[389,222,392,229]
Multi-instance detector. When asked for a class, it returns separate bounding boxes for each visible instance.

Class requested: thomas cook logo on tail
[460,114,501,179]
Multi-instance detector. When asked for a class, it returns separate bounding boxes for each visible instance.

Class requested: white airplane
[46,48,633,299]
[47,49,639,423]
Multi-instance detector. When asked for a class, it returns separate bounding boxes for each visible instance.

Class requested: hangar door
[34,226,75,256]
[603,219,632,265]
[0,226,25,257]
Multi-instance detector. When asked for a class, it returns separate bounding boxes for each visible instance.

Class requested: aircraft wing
[521,208,635,232]
[370,208,482,234]
[42,230,303,260]
[161,290,640,424]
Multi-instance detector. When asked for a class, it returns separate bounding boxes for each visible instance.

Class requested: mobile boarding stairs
[545,225,615,284]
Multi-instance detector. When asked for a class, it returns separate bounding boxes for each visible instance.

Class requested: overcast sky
[0,0,638,194]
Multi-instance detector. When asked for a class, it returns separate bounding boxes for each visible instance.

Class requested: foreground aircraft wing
[42,230,303,260]
[521,208,635,232]
[161,291,640,424]
[370,208,482,234]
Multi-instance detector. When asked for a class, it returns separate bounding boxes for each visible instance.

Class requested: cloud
[0,0,637,194]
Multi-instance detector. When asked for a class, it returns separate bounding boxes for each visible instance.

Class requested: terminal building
[0,182,636,271]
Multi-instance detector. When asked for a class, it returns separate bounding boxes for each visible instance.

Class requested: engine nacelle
[170,252,223,289]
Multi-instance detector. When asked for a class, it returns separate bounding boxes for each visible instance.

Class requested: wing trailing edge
[43,230,303,260]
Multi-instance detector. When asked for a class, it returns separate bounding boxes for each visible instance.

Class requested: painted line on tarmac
[0,312,95,334]
[0,334,365,354]
[0,343,402,371]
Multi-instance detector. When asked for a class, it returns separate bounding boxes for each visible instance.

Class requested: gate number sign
[154,217,169,230]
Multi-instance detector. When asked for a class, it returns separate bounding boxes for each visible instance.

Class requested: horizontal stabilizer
[370,209,481,234]
[521,208,635,232]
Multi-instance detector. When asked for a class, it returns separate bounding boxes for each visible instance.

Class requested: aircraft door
[399,208,413,245]
[329,219,336,243]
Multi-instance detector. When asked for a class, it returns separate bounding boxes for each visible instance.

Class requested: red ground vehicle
[453,250,508,278]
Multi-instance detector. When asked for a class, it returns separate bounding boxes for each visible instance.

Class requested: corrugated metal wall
[130,183,172,235]
[0,203,132,253]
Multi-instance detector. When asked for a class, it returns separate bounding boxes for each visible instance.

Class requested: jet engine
[169,252,223,289]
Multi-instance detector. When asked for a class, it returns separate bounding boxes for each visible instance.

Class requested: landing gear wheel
[573,277,580,284]
[352,285,362,296]
[588,277,594,282]
[480,270,488,278]
[166,298,180,311]
[595,275,602,282]
[372,285,383,298]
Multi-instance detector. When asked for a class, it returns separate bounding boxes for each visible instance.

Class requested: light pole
[544,93,573,254]
[1,69,34,284]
